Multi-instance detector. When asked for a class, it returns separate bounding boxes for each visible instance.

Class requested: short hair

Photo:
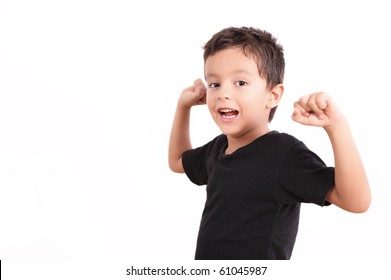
[203,27,285,122]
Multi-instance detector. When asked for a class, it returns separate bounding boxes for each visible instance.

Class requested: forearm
[168,103,192,173]
[325,118,371,212]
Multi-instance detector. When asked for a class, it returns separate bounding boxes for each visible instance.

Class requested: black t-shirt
[182,131,334,260]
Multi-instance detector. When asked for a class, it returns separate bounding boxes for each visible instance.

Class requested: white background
[1,0,390,265]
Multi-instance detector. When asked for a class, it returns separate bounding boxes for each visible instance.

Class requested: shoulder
[184,134,226,158]
[212,134,228,147]
[182,134,226,186]
[266,130,302,149]
[273,131,328,169]
[262,131,317,163]
[200,134,227,154]
[238,131,304,164]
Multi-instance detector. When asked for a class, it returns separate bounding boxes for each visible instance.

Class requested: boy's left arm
[292,92,371,213]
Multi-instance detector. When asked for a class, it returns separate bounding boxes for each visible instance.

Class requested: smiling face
[205,47,282,145]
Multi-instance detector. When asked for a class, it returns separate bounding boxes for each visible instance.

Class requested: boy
[168,27,371,260]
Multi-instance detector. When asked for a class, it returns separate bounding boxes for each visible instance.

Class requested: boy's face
[205,47,275,140]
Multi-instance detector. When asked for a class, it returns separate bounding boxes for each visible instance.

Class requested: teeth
[219,109,236,113]
[219,108,238,119]
[222,114,236,119]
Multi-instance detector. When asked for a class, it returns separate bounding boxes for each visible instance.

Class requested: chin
[218,127,243,138]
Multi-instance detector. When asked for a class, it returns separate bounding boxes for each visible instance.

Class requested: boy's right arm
[168,79,207,173]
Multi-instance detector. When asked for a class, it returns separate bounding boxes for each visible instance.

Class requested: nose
[216,84,231,100]
[218,95,230,100]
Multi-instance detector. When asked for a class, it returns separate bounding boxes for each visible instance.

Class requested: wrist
[324,116,349,137]
[177,98,194,110]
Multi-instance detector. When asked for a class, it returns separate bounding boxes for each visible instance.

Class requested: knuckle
[299,96,307,104]
[308,98,317,108]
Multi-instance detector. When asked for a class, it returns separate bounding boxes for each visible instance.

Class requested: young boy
[168,27,371,260]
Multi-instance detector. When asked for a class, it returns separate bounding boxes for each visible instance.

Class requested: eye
[235,80,247,86]
[208,82,220,88]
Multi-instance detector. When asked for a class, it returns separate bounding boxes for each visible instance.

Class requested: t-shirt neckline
[221,130,278,157]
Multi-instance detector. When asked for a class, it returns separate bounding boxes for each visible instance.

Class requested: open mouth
[219,108,239,119]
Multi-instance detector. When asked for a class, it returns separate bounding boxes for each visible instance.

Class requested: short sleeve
[277,141,335,206]
[182,139,216,186]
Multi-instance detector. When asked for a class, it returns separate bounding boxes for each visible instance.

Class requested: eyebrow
[205,69,253,80]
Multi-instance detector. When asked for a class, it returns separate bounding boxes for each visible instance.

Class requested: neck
[225,127,271,154]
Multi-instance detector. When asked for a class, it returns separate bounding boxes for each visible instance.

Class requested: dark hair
[203,27,285,122]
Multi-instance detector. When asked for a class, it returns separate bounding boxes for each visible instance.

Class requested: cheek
[206,94,214,109]
[242,98,264,116]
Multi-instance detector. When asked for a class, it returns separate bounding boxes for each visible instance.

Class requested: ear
[266,84,284,108]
